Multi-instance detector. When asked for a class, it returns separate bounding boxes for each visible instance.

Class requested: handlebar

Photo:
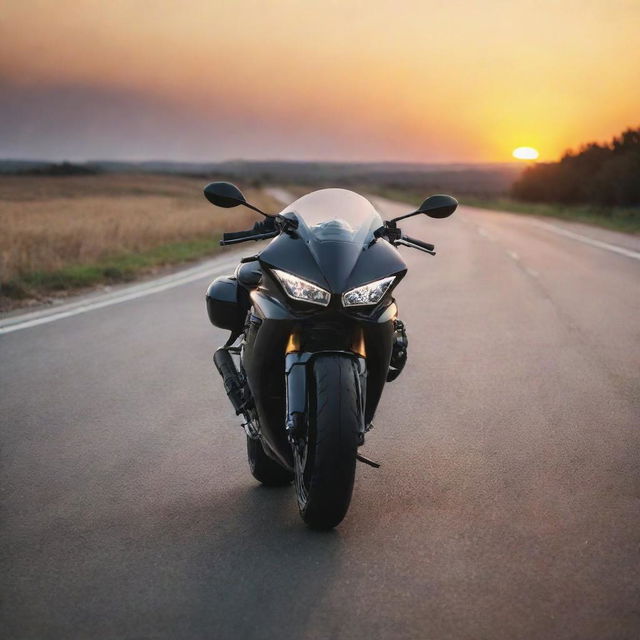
[220,229,279,246]
[220,218,281,246]
[222,229,255,242]
[220,224,436,254]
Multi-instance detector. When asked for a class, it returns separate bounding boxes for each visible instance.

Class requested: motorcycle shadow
[158,481,345,637]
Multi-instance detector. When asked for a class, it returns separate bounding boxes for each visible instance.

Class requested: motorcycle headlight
[272,269,331,306]
[342,276,395,307]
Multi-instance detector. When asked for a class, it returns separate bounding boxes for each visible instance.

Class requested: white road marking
[0,257,240,335]
[526,219,640,261]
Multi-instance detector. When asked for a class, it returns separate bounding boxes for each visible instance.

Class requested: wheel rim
[293,441,310,509]
[247,438,256,474]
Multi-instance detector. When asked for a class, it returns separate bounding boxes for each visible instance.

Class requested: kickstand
[356,453,381,468]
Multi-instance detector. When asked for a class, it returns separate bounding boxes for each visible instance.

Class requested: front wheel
[294,354,361,529]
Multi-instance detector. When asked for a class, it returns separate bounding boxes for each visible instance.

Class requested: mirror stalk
[243,202,271,218]
[388,209,422,224]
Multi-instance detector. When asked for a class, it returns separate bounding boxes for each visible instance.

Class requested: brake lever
[371,223,436,255]
[394,238,436,255]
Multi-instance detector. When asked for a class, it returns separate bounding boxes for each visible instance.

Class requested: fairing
[282,188,382,244]
[259,188,406,295]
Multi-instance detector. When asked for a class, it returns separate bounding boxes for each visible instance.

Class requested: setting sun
[512,147,540,160]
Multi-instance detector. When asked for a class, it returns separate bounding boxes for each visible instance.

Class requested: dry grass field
[0,174,279,310]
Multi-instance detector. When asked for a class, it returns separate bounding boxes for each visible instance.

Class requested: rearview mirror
[388,193,458,223]
[204,181,271,217]
[417,194,458,219]
[203,182,247,208]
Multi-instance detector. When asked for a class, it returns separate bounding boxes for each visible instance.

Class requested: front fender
[285,351,367,441]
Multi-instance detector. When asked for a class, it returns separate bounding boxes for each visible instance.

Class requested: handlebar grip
[403,235,435,252]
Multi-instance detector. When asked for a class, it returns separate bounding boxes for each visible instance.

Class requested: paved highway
[1,193,639,639]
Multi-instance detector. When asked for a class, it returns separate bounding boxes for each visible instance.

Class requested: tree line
[512,127,640,206]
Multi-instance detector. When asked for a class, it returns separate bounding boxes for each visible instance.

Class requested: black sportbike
[204,183,456,528]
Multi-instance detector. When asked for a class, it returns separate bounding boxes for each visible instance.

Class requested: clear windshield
[281,189,382,245]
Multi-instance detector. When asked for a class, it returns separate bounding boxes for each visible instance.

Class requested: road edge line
[0,258,238,335]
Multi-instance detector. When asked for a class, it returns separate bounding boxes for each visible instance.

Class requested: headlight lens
[272,269,331,306]
[342,276,395,307]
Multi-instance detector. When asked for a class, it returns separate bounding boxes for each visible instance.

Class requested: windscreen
[281,189,383,245]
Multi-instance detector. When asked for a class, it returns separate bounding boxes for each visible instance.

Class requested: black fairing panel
[306,241,361,292]
[260,233,407,294]
[345,239,407,291]
[235,261,262,288]
[362,318,395,424]
[242,313,293,468]
[259,233,330,289]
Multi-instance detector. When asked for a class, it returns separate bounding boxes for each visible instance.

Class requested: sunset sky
[1,0,638,163]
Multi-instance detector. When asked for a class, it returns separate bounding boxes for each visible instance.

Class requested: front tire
[294,354,361,529]
[247,437,293,486]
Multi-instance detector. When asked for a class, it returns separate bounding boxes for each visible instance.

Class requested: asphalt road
[2,194,639,639]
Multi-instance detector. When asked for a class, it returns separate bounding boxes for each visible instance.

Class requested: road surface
[1,194,639,639]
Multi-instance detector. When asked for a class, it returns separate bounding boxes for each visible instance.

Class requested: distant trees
[511,127,640,206]
[20,161,99,176]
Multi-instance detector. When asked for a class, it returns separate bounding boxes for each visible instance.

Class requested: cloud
[0,77,409,161]
[0,78,241,161]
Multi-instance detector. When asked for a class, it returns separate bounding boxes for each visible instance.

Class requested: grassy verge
[1,236,223,305]
[369,187,640,234]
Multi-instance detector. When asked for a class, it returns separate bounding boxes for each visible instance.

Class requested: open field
[0,174,278,310]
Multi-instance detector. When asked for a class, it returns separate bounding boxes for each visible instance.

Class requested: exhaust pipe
[213,348,246,415]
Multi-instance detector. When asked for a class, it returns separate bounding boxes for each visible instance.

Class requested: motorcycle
[204,183,457,529]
